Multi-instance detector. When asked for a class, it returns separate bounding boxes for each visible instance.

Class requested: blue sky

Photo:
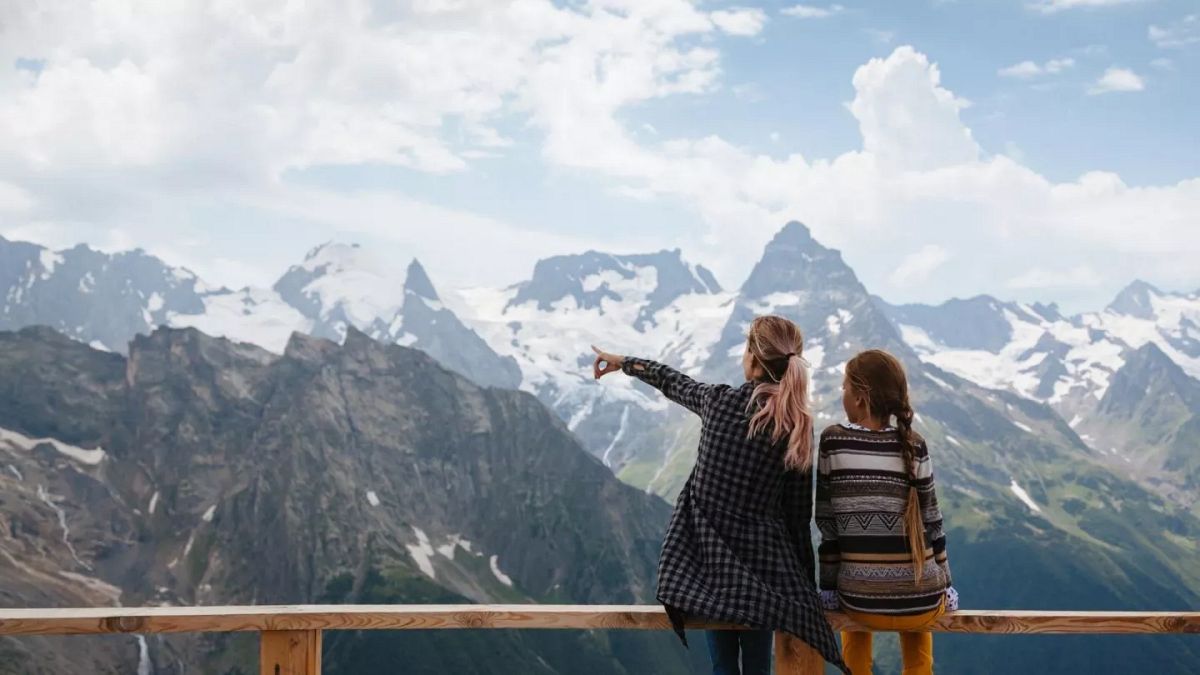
[0,0,1197,313]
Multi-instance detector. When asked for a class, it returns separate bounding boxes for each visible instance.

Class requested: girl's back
[817,348,955,675]
[816,423,950,615]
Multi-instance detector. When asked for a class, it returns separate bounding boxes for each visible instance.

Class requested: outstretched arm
[592,346,719,417]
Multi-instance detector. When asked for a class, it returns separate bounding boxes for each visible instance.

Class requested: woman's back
[816,422,951,615]
[591,314,847,673]
[688,381,796,518]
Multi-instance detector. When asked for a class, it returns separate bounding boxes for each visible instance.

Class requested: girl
[816,349,957,675]
[593,315,846,675]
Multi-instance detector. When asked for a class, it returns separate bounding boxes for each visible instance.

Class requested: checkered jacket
[622,357,847,672]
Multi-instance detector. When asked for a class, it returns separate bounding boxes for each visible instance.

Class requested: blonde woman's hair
[745,315,814,470]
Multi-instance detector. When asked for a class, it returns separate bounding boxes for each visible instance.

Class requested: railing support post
[260,629,321,675]
[775,631,825,675]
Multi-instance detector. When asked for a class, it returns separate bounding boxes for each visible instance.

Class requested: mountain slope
[1084,342,1200,511]
[0,325,693,674]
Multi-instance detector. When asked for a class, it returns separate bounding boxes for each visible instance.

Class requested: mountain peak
[1107,279,1161,319]
[876,294,1015,352]
[740,221,861,299]
[404,259,440,301]
[1125,340,1172,369]
[1098,340,1200,417]
[507,248,721,328]
[774,220,817,247]
[301,241,359,265]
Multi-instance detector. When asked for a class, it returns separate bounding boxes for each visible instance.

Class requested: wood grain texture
[0,606,1197,637]
[260,630,320,675]
[775,632,824,675]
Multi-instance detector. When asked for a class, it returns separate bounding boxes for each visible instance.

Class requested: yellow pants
[841,602,945,675]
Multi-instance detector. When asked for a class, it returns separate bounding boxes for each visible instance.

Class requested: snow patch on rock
[1009,479,1042,513]
[489,554,514,587]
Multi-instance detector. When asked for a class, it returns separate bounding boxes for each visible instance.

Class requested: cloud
[0,181,34,213]
[1,5,1198,309]
[519,43,1200,303]
[0,0,747,183]
[0,0,749,288]
[1006,265,1102,290]
[781,4,845,19]
[849,47,979,171]
[1149,15,1200,49]
[998,57,1075,78]
[710,7,767,36]
[1028,0,1146,14]
[889,245,951,287]
[1087,67,1145,94]
[1150,58,1174,70]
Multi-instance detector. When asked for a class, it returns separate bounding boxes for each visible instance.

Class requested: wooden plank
[828,610,1200,635]
[774,632,824,675]
[0,605,1197,637]
[260,630,320,675]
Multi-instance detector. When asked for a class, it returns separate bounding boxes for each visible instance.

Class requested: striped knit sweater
[816,422,952,615]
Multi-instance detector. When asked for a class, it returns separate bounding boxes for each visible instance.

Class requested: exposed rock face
[0,326,686,674]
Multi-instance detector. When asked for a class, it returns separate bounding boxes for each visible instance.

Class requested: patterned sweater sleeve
[915,439,952,586]
[781,465,816,581]
[620,357,719,417]
[815,433,840,591]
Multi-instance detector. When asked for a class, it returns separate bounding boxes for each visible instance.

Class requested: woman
[593,315,845,675]
[816,349,957,675]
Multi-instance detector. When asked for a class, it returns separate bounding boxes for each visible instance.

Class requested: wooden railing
[1,605,1198,674]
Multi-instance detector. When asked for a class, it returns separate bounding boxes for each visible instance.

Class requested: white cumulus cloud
[850,47,980,171]
[710,7,767,36]
[1088,67,1145,94]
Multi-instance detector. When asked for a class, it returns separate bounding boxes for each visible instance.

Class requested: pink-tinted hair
[746,315,814,470]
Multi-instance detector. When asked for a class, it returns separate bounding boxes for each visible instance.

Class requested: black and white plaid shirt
[622,357,846,672]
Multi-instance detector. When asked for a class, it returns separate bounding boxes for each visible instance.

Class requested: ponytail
[895,405,925,584]
[745,316,814,470]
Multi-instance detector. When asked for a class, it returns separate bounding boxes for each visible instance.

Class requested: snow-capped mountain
[449,249,734,468]
[0,235,211,351]
[703,221,902,386]
[274,243,521,389]
[877,280,1200,514]
[878,282,1200,421]
[0,237,518,389]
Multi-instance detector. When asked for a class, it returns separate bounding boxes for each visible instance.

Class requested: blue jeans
[706,629,772,675]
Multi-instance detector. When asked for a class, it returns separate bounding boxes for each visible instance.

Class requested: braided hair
[845,349,925,583]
